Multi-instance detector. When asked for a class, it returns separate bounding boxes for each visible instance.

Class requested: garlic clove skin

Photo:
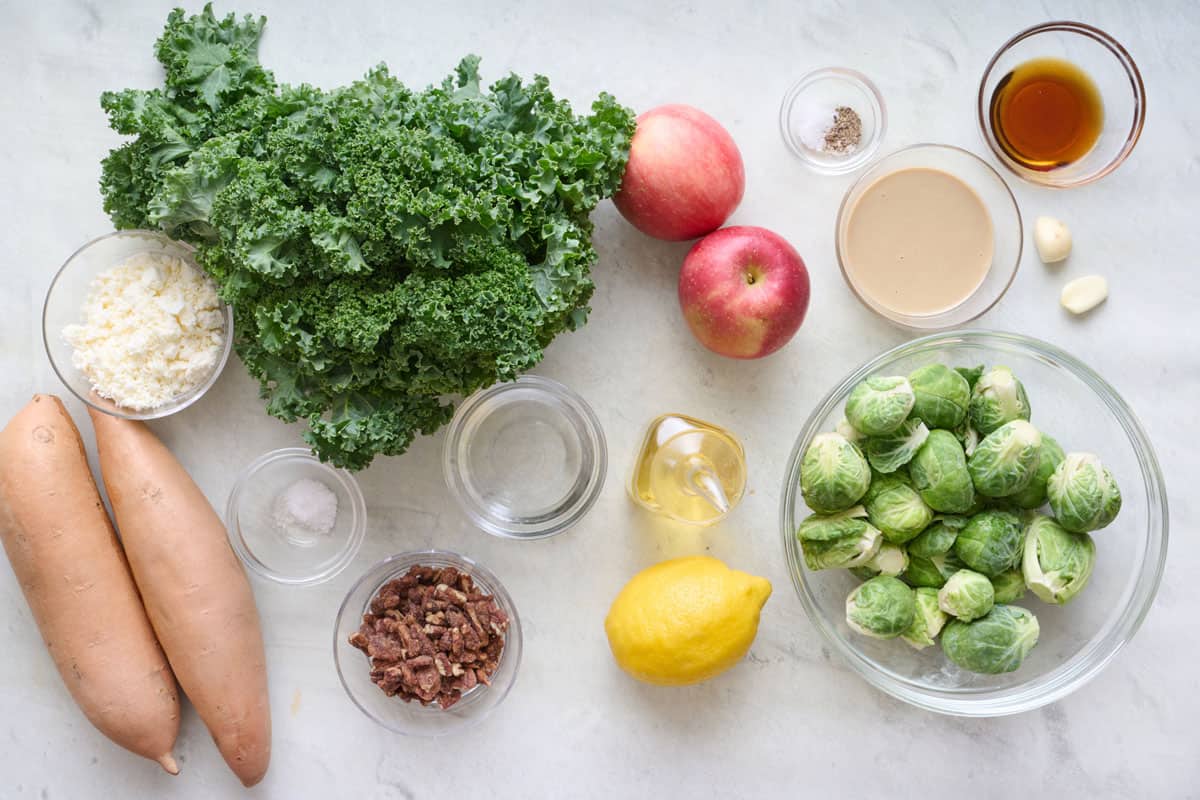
[1061,275,1108,315]
[1034,216,1072,263]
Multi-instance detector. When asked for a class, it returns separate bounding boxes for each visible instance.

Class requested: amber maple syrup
[989,57,1104,171]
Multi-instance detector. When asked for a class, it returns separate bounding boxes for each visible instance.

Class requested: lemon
[604,556,772,686]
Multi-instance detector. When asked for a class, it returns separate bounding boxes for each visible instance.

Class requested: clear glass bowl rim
[332,549,523,735]
[833,143,1023,331]
[443,374,608,540]
[779,330,1169,716]
[225,446,368,586]
[975,20,1147,188]
[778,66,887,175]
[42,229,235,420]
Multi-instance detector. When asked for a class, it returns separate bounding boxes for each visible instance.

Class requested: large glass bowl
[43,230,233,419]
[977,21,1145,188]
[333,550,522,736]
[780,331,1167,716]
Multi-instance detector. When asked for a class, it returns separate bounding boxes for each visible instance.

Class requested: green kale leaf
[99,5,635,470]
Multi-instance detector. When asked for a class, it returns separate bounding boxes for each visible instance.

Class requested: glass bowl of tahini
[834,144,1022,331]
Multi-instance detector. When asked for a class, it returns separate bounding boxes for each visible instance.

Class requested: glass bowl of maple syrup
[977,21,1145,188]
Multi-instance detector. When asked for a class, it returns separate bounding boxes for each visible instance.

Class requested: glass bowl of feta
[43,230,234,420]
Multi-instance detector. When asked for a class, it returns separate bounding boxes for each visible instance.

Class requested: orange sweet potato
[89,409,271,787]
[0,395,180,773]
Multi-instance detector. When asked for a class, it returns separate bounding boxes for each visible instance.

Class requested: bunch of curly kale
[100,5,634,469]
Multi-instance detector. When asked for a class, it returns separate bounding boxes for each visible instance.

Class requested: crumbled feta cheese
[62,251,226,410]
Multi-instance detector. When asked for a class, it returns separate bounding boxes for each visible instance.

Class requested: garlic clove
[1034,216,1072,263]
[1060,275,1108,315]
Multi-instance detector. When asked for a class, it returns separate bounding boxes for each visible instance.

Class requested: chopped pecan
[349,564,509,709]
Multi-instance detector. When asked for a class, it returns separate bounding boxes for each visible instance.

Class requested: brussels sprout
[968,420,1043,498]
[864,472,934,543]
[845,376,915,436]
[849,565,876,581]
[941,605,1040,674]
[968,366,1031,436]
[797,508,882,571]
[955,364,985,391]
[910,430,976,513]
[1047,453,1122,533]
[866,418,930,474]
[909,364,971,429]
[836,417,867,445]
[800,432,872,514]
[953,421,980,457]
[902,587,949,650]
[1022,515,1096,604]
[867,541,910,577]
[1010,434,1066,509]
[907,515,967,558]
[902,551,964,588]
[846,576,916,639]
[937,569,995,621]
[954,510,1024,577]
[990,568,1027,604]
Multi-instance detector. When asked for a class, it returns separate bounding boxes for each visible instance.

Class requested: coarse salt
[794,103,837,152]
[272,478,339,537]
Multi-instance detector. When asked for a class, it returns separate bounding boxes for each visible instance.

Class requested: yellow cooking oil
[629,414,747,526]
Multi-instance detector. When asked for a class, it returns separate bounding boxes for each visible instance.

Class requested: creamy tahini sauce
[843,167,994,316]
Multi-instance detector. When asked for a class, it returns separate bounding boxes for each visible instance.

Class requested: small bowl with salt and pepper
[226,446,368,585]
[779,67,886,174]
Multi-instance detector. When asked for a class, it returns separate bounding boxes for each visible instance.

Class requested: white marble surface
[2,0,1198,797]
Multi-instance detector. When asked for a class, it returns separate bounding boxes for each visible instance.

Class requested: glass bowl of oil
[977,21,1145,188]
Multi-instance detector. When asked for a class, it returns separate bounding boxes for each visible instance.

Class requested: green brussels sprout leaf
[846,576,916,639]
[968,366,1031,436]
[845,376,915,436]
[910,429,976,513]
[866,418,930,474]
[954,509,1024,577]
[968,420,1043,498]
[1047,452,1122,533]
[937,569,996,621]
[990,568,1027,604]
[1010,434,1065,509]
[909,364,971,429]
[955,364,985,390]
[941,605,1040,674]
[901,587,949,650]
[1022,515,1096,604]
[801,432,872,514]
[864,472,934,543]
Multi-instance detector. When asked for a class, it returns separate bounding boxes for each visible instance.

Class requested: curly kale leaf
[99,6,635,470]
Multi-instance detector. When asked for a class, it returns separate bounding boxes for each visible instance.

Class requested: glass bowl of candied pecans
[333,550,522,735]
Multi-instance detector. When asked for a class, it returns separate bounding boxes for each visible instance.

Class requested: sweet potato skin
[0,395,180,773]
[89,408,271,787]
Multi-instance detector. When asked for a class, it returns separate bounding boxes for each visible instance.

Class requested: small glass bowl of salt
[779,67,886,175]
[226,447,367,585]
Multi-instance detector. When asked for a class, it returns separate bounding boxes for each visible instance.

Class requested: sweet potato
[0,395,180,773]
[89,409,271,787]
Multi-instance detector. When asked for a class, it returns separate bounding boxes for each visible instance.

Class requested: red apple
[613,105,745,241]
[678,226,810,359]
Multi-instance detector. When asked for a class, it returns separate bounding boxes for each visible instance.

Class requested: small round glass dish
[226,447,367,586]
[977,21,1145,188]
[333,550,522,736]
[43,229,234,420]
[779,67,886,175]
[780,330,1168,717]
[443,375,607,540]
[835,144,1022,331]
